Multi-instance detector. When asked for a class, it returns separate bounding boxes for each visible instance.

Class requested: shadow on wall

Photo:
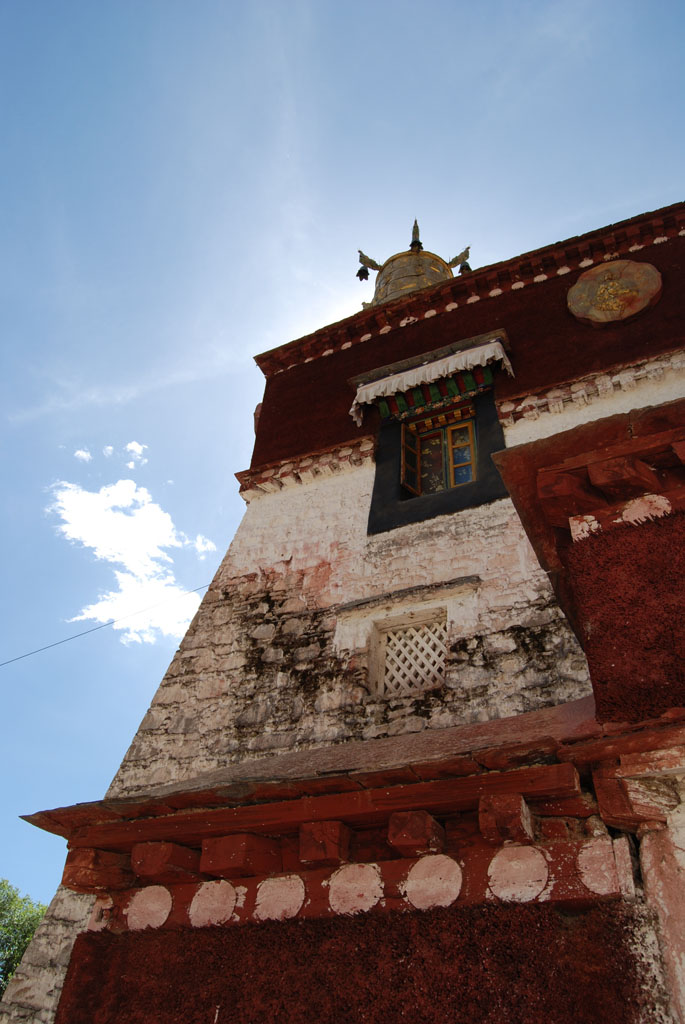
[565,510,685,722]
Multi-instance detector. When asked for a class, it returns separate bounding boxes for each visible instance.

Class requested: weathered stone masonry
[109,468,590,797]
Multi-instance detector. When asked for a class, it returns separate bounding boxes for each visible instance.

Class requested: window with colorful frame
[366,387,507,535]
[401,401,477,496]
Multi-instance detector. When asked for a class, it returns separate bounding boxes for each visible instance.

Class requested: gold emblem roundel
[567,260,662,326]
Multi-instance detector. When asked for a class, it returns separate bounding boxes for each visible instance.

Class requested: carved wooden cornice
[236,436,376,498]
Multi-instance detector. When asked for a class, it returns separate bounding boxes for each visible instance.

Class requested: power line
[0,583,211,669]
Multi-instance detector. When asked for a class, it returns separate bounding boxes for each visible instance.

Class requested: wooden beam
[131,841,202,883]
[387,810,445,857]
[558,721,685,767]
[537,469,606,526]
[617,746,685,779]
[69,763,580,852]
[587,455,661,501]
[62,848,133,893]
[593,765,678,831]
[478,794,534,844]
[299,821,351,866]
[201,834,281,878]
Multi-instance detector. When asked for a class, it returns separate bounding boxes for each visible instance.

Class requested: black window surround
[367,389,507,535]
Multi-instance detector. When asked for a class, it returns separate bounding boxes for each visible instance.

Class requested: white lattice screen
[379,618,447,697]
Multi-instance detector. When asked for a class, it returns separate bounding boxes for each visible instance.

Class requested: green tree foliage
[0,879,46,996]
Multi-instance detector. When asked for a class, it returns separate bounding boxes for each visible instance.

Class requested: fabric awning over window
[349,338,514,426]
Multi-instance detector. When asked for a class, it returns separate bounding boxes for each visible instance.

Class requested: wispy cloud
[9,348,254,424]
[49,478,213,644]
[74,448,92,462]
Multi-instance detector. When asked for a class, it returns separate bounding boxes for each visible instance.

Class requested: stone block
[49,886,95,924]
[200,834,282,878]
[236,698,273,727]
[482,633,518,655]
[299,821,351,866]
[222,651,249,670]
[294,643,320,663]
[260,647,284,663]
[282,618,306,636]
[250,623,276,641]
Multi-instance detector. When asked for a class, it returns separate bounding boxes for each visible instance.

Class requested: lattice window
[378,618,447,697]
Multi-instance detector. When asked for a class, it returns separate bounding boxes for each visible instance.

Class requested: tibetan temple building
[2,202,685,1024]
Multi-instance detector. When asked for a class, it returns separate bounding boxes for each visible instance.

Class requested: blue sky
[1,0,683,905]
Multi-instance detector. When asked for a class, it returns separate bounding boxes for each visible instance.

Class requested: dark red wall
[56,904,662,1024]
[251,240,685,469]
[566,511,685,723]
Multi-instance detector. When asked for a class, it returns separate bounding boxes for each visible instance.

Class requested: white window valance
[349,339,513,426]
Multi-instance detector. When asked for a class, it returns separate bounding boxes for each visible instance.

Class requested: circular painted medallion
[567,259,662,326]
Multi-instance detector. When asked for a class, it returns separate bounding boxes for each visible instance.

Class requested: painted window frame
[401,408,477,496]
[367,389,507,535]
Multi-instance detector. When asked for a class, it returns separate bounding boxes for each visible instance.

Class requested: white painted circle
[254,874,306,921]
[403,854,462,910]
[328,863,383,916]
[189,880,237,927]
[577,840,617,896]
[487,846,548,902]
[125,885,172,930]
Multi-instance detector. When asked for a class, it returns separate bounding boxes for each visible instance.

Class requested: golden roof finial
[356,222,471,306]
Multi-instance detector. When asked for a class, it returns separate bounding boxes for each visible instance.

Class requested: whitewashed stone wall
[108,465,590,798]
[0,888,93,1024]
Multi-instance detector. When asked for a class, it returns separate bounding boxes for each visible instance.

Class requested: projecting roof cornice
[24,694,685,843]
[255,202,685,378]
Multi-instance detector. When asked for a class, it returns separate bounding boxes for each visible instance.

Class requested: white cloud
[74,448,92,462]
[49,479,214,644]
[103,445,114,457]
[72,572,201,645]
[193,534,217,558]
[125,440,148,469]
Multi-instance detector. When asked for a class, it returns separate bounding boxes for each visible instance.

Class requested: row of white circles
[124,846,606,931]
